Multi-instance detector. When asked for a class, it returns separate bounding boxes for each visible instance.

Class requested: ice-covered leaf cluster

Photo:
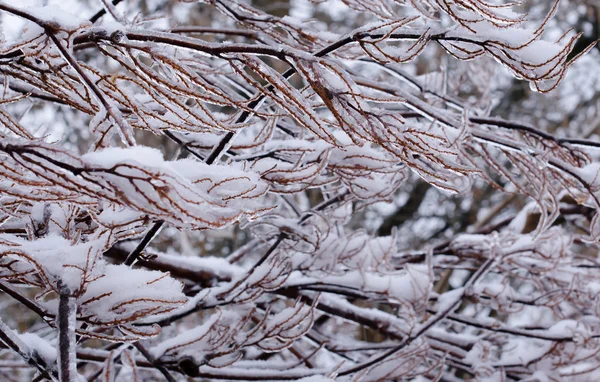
[0,142,269,229]
[0,233,186,339]
[0,0,599,380]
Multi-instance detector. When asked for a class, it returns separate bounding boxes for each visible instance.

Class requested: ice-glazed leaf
[0,143,271,229]
[0,234,186,335]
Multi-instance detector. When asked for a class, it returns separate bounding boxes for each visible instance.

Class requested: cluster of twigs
[0,0,598,381]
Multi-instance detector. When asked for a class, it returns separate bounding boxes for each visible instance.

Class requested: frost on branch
[151,301,315,364]
[0,0,599,380]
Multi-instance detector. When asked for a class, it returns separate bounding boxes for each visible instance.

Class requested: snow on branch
[0,0,599,380]
[0,142,270,229]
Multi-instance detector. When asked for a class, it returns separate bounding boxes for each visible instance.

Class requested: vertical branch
[57,281,78,382]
